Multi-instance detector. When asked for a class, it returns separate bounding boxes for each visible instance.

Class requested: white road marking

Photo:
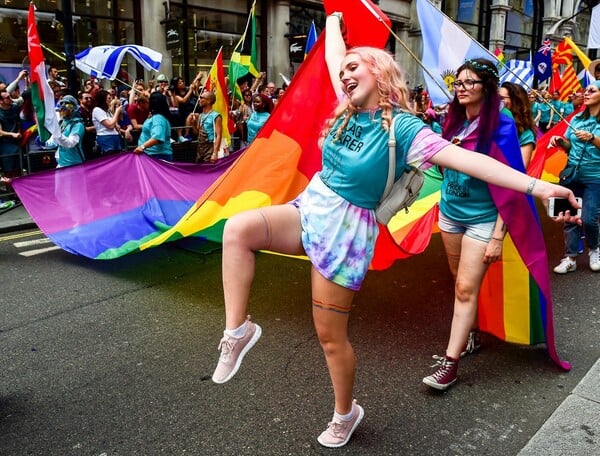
[19,246,61,257]
[14,238,52,248]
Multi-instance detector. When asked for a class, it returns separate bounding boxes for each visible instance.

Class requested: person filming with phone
[549,80,600,273]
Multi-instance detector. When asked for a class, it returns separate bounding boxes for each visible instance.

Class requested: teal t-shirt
[320,110,426,209]
[566,114,600,183]
[200,110,220,142]
[430,120,442,134]
[139,114,173,158]
[537,102,551,123]
[247,111,270,143]
[563,102,574,116]
[57,117,85,168]
[519,128,535,148]
[440,113,518,224]
[549,99,564,123]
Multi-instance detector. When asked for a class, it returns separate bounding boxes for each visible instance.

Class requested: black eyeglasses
[452,79,483,90]
[1,96,11,100]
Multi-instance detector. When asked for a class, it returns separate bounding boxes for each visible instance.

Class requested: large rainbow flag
[12,0,568,370]
[12,153,239,259]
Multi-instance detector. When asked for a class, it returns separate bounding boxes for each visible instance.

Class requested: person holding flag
[51,95,85,168]
[210,12,579,448]
[194,91,222,164]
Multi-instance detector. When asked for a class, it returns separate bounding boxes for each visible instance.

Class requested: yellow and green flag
[228,0,259,98]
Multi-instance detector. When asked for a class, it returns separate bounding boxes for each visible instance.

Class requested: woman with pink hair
[209,12,577,448]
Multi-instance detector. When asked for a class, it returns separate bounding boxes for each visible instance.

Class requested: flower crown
[464,59,499,80]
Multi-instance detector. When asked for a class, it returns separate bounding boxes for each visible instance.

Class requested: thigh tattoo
[312,298,352,314]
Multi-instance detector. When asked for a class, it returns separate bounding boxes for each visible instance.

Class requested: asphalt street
[0,209,598,455]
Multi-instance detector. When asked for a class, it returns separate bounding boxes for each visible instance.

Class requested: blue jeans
[563,182,600,256]
[96,134,122,155]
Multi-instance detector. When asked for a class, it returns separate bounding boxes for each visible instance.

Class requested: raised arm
[325,13,346,96]
[430,143,579,209]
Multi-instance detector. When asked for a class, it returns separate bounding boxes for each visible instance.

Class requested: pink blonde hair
[320,46,413,146]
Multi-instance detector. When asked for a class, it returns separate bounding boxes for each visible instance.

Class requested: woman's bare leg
[441,232,489,359]
[222,204,304,329]
[310,268,356,415]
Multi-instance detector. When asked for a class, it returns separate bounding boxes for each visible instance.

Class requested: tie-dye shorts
[290,173,379,291]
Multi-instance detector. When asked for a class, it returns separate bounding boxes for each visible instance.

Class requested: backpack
[375,113,425,225]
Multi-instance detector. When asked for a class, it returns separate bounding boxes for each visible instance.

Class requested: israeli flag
[75,45,162,80]
[417,0,498,106]
[500,60,534,89]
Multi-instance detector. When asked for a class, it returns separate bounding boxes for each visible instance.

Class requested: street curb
[518,357,600,455]
[0,221,37,234]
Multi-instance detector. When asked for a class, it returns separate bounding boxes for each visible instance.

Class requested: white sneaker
[553,257,577,274]
[589,248,600,272]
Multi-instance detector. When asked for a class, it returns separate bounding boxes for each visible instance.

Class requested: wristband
[590,134,595,143]
[526,178,536,195]
[492,237,504,242]
[139,144,145,150]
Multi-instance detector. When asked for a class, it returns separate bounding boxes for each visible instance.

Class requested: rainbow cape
[477,114,570,370]
[12,0,568,369]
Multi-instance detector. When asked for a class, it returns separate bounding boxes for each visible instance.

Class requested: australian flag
[533,37,552,82]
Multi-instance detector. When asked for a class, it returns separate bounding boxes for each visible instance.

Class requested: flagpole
[359,0,451,101]
[231,1,255,90]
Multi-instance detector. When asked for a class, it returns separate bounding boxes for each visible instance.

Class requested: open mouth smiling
[345,82,358,95]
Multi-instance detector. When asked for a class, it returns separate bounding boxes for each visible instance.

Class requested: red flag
[27,3,60,142]
[548,67,562,94]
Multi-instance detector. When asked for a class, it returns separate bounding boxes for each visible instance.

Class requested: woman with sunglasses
[52,95,85,168]
[550,81,600,273]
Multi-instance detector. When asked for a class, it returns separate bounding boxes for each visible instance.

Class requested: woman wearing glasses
[550,81,600,273]
[422,59,532,391]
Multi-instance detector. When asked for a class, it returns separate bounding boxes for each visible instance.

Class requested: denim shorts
[438,212,497,243]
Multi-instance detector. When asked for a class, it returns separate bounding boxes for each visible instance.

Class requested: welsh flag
[27,3,60,142]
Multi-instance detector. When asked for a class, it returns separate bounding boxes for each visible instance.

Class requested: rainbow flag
[12,153,239,259]
[457,113,570,370]
[205,48,232,148]
[494,47,506,66]
[138,0,393,252]
[12,0,568,370]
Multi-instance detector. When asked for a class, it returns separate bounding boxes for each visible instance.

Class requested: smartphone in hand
[548,197,582,218]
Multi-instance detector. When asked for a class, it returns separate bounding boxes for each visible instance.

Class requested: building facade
[0,1,596,91]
